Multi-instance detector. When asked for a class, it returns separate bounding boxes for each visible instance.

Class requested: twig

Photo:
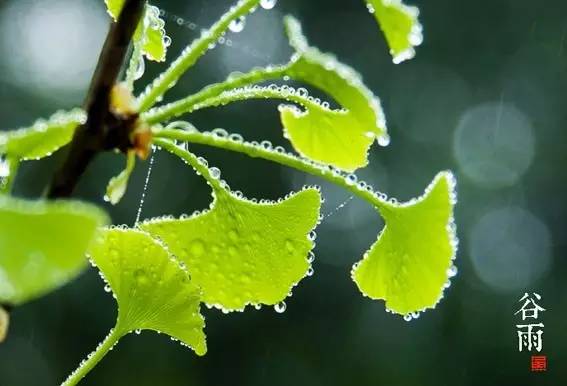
[47,0,146,198]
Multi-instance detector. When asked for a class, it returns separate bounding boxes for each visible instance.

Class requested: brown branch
[47,0,146,198]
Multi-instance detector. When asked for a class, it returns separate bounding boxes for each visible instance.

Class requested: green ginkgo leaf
[136,5,168,62]
[104,151,136,205]
[89,228,207,355]
[141,186,321,312]
[104,0,124,19]
[352,171,458,316]
[365,0,423,63]
[105,1,168,62]
[0,196,108,305]
[281,16,388,172]
[0,109,85,161]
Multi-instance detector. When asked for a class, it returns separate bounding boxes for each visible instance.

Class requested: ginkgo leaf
[281,16,388,172]
[351,171,458,316]
[0,196,108,305]
[89,228,207,355]
[137,5,168,62]
[104,151,136,205]
[105,1,168,62]
[365,0,423,63]
[141,187,321,312]
[0,109,85,161]
[104,0,124,19]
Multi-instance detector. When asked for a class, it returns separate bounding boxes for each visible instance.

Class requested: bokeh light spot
[0,0,106,103]
[469,206,552,292]
[453,102,535,188]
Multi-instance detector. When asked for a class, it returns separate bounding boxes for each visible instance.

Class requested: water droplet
[104,284,112,293]
[134,269,149,285]
[274,301,286,313]
[307,251,315,263]
[447,265,458,278]
[189,239,206,257]
[163,35,172,47]
[308,231,317,241]
[306,267,314,276]
[134,329,141,335]
[346,174,357,186]
[403,314,412,322]
[209,167,221,179]
[0,156,10,178]
[296,87,308,98]
[228,133,243,143]
[378,134,391,147]
[133,56,145,80]
[135,152,155,224]
[229,16,246,33]
[260,0,277,10]
[212,128,228,138]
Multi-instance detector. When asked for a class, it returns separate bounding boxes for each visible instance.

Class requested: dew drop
[346,174,357,186]
[447,265,458,278]
[134,329,141,335]
[228,133,243,143]
[189,239,206,257]
[296,87,308,98]
[378,134,391,147]
[308,230,317,241]
[212,128,228,138]
[104,284,111,293]
[274,301,286,313]
[229,16,246,33]
[403,314,412,322]
[133,56,145,80]
[306,267,314,276]
[260,0,277,10]
[135,152,155,225]
[0,156,10,187]
[209,167,221,179]
[163,35,172,47]
[307,251,315,263]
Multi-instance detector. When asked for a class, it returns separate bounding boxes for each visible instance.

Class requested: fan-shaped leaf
[0,109,85,161]
[89,228,207,355]
[0,196,108,305]
[105,1,168,62]
[137,5,168,62]
[365,0,423,63]
[352,171,458,316]
[141,181,321,312]
[104,151,136,205]
[281,16,388,171]
[104,0,124,19]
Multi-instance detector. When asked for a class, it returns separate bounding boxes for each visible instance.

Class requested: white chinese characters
[515,293,545,352]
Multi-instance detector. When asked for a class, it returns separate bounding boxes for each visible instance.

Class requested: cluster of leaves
[0,0,457,384]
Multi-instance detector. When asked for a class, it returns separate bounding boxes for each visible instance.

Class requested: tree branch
[47,0,146,198]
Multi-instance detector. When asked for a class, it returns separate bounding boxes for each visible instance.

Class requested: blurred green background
[1,0,566,384]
